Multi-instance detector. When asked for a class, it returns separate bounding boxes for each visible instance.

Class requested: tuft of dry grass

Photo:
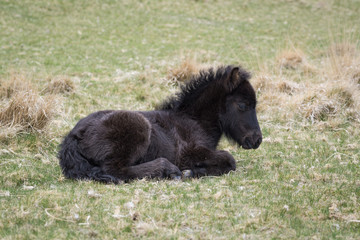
[277,81,300,95]
[0,73,64,139]
[301,94,337,122]
[327,42,360,79]
[0,91,58,131]
[167,57,206,82]
[351,69,360,84]
[255,42,360,126]
[329,42,357,57]
[44,76,75,94]
[276,48,317,75]
[299,81,359,122]
[0,73,33,99]
[276,49,305,70]
[253,75,301,95]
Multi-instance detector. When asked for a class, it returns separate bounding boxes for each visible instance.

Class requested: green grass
[1,0,360,239]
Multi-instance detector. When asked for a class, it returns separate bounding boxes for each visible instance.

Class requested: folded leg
[118,158,182,181]
[180,147,236,177]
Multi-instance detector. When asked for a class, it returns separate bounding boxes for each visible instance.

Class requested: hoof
[182,169,193,179]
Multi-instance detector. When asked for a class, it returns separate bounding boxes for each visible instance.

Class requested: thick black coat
[58,65,262,183]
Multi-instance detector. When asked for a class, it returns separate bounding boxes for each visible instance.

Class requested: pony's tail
[58,135,122,184]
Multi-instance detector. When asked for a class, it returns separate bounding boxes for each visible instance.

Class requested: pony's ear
[225,66,249,91]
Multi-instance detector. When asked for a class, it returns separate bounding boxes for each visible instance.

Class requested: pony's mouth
[242,144,252,149]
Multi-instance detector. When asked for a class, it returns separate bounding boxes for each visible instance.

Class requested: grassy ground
[1,0,360,239]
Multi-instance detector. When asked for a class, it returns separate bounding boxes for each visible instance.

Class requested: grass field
[1,0,360,239]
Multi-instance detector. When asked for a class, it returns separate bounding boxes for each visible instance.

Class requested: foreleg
[117,158,182,181]
[180,147,236,177]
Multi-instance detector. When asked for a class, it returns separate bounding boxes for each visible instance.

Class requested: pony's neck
[180,91,224,149]
[158,67,231,148]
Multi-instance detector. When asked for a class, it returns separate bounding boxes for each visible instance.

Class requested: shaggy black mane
[157,66,226,111]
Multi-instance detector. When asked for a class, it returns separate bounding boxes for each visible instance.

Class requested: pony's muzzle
[242,132,262,149]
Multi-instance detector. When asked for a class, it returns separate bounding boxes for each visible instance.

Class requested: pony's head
[219,66,262,149]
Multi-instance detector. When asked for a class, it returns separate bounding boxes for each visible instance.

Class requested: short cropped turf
[1,0,360,239]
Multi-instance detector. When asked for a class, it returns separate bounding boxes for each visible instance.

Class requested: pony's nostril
[253,137,262,149]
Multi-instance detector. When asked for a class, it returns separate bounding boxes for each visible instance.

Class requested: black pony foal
[58,65,262,183]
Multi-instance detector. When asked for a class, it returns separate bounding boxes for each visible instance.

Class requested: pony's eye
[237,103,246,111]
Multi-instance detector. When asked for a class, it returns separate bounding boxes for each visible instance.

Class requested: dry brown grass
[351,69,360,84]
[0,72,33,98]
[167,57,208,82]
[329,42,357,57]
[0,91,58,131]
[276,49,305,70]
[255,42,360,126]
[0,73,64,139]
[276,48,317,75]
[253,75,302,95]
[326,41,359,78]
[44,76,76,94]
